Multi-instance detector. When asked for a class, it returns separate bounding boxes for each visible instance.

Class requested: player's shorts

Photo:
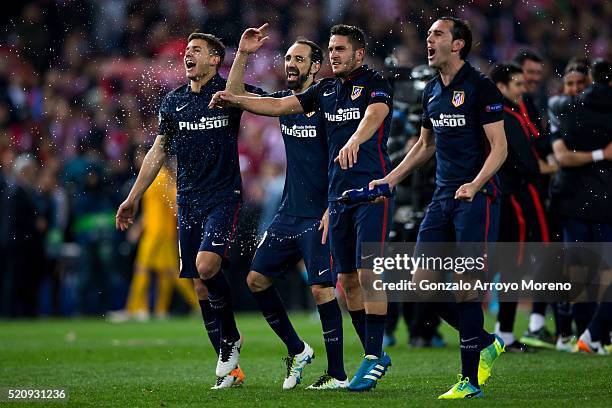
[135,232,178,271]
[416,193,499,272]
[417,193,499,243]
[562,217,612,269]
[328,199,394,275]
[562,217,612,243]
[251,213,333,286]
[177,200,242,279]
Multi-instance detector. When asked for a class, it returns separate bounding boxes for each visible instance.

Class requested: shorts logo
[351,86,364,100]
[305,111,316,118]
[452,90,465,107]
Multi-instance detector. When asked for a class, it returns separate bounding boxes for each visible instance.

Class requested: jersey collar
[185,73,223,94]
[437,61,471,89]
[342,64,368,84]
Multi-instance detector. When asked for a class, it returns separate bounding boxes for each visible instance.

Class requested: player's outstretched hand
[368,178,392,203]
[318,208,329,245]
[239,23,270,54]
[116,199,139,231]
[455,182,478,202]
[334,137,359,169]
[209,91,238,109]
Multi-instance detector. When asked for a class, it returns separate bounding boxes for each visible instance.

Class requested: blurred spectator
[5,154,46,316]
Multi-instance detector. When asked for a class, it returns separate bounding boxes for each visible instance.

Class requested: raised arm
[116,135,167,230]
[370,126,436,189]
[209,90,304,117]
[455,120,507,201]
[226,24,269,95]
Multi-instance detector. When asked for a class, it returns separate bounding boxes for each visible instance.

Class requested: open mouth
[427,48,436,60]
[185,60,196,69]
[286,69,299,81]
[331,60,341,68]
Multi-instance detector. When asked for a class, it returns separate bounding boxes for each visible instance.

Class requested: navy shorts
[562,217,612,243]
[328,199,394,275]
[251,213,333,286]
[416,194,499,273]
[417,193,499,244]
[178,200,242,278]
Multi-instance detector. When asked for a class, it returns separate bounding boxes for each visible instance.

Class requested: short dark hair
[591,58,612,84]
[438,16,472,60]
[513,48,543,66]
[330,24,366,51]
[187,32,225,69]
[294,37,323,65]
[564,61,589,77]
[490,62,524,85]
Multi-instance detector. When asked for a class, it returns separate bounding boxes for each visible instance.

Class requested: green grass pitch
[1,312,611,407]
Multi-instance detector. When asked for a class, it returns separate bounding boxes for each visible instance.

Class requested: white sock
[528,313,545,333]
[495,322,516,345]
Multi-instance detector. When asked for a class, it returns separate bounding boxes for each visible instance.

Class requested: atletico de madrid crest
[351,86,364,100]
[452,90,465,107]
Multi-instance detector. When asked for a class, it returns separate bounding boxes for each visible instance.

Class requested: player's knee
[192,278,208,300]
[246,271,271,292]
[338,273,360,295]
[310,285,334,304]
[195,260,219,280]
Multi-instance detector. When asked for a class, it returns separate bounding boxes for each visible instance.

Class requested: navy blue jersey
[158,74,263,206]
[268,89,328,218]
[421,62,503,200]
[295,65,393,200]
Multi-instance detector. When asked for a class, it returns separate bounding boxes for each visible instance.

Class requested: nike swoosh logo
[318,268,330,276]
[460,336,478,343]
[361,254,374,260]
[176,103,190,111]
[211,242,224,246]
[323,90,335,96]
[322,329,336,335]
[428,96,435,103]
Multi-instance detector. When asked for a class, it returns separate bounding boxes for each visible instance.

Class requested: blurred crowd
[1,0,611,317]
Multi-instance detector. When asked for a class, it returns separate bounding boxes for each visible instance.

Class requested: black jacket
[549,83,612,223]
[499,98,541,194]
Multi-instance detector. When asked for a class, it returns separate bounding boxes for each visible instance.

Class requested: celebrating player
[370,17,508,399]
[210,24,395,392]
[116,32,262,389]
[224,25,348,389]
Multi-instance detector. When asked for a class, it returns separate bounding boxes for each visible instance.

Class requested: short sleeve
[262,90,287,99]
[365,74,393,108]
[295,81,322,114]
[158,94,175,137]
[476,77,504,125]
[421,83,433,130]
[245,83,266,96]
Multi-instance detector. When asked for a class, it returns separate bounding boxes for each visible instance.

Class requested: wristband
[592,149,604,162]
